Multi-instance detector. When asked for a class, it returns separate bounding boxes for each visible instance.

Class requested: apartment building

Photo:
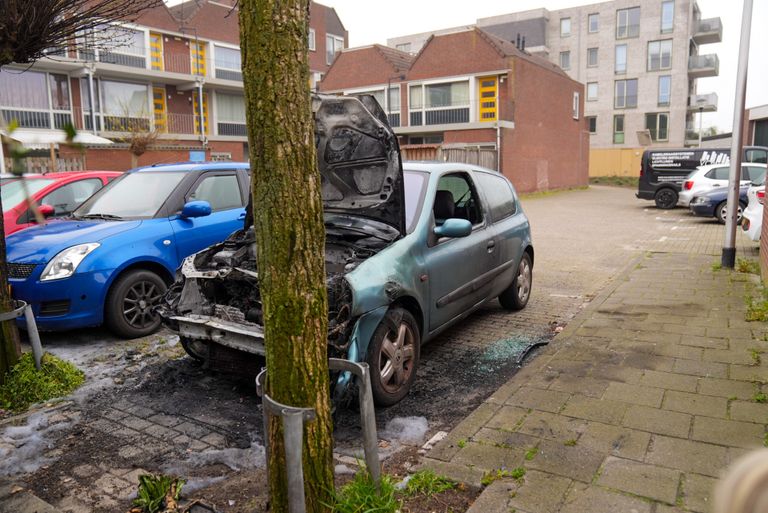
[388,0,721,173]
[0,1,347,171]
[320,28,589,192]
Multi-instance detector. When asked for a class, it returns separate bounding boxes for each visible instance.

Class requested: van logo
[700,151,730,166]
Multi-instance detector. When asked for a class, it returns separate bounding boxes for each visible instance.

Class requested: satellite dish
[636,130,652,146]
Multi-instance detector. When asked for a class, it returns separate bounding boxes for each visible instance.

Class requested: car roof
[403,161,500,175]
[1,171,121,180]
[129,161,250,174]
[697,162,767,171]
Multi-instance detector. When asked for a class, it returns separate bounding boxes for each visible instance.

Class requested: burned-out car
[160,94,533,406]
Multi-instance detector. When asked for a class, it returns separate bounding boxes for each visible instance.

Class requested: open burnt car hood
[313,94,405,236]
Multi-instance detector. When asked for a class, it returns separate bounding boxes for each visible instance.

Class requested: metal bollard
[0,300,43,370]
[255,359,382,512]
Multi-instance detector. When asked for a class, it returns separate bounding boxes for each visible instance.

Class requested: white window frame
[560,18,571,37]
[572,91,580,120]
[614,78,638,109]
[587,47,598,67]
[213,43,242,72]
[407,75,476,124]
[326,33,344,65]
[615,44,627,74]
[647,40,673,71]
[646,112,670,141]
[616,7,640,39]
[661,1,675,33]
[588,13,599,33]
[308,28,316,51]
[586,82,598,101]
[658,75,671,106]
[587,116,597,134]
[560,51,571,70]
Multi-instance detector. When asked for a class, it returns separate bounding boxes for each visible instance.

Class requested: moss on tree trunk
[239,1,333,512]
[0,193,21,385]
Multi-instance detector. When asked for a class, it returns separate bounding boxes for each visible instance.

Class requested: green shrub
[404,470,455,497]
[133,474,185,513]
[332,469,399,513]
[0,352,84,412]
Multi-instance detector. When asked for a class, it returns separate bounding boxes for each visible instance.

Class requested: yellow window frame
[478,76,498,122]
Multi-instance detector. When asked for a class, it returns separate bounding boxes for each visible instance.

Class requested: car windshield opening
[404,170,428,233]
[1,178,57,213]
[75,171,186,219]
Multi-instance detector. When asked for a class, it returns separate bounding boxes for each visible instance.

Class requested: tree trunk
[239,2,333,513]
[0,192,21,385]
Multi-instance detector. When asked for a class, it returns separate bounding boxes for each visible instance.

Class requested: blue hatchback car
[6,162,250,337]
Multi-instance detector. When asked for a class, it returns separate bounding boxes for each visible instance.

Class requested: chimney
[516,33,521,48]
[521,36,526,51]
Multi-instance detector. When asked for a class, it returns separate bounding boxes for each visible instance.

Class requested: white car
[741,183,765,241]
[678,163,766,207]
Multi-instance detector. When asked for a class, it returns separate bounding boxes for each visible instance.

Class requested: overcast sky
[313,0,766,133]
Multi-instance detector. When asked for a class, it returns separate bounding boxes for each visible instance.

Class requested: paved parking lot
[1,185,761,512]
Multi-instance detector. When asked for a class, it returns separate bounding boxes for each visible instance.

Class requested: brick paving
[423,251,768,513]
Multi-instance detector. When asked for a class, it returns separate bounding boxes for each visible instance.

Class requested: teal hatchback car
[161,95,533,406]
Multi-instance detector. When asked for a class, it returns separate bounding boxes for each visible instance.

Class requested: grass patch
[564,439,578,446]
[736,258,761,275]
[711,262,723,272]
[403,470,455,497]
[589,176,639,188]
[746,289,768,322]
[457,438,466,448]
[753,391,767,403]
[0,352,84,412]
[480,467,526,487]
[524,447,538,461]
[332,469,399,513]
[749,348,763,366]
[133,474,184,513]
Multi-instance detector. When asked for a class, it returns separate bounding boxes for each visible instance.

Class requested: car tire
[180,336,207,364]
[655,188,678,209]
[366,307,420,407]
[499,252,532,311]
[105,269,167,339]
[716,201,745,225]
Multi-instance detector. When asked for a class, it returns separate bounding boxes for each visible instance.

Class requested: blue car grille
[8,263,37,279]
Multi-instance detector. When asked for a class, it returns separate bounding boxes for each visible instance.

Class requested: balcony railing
[693,17,722,44]
[688,92,718,113]
[78,48,147,69]
[155,112,199,135]
[1,108,74,130]
[387,113,401,128]
[217,122,247,136]
[409,104,471,127]
[688,54,719,78]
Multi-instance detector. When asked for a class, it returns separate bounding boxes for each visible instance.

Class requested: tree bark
[239,2,333,513]
[0,191,21,385]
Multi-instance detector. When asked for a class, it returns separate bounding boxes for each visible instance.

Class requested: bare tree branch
[0,0,163,67]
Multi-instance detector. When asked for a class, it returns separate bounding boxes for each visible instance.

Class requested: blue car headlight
[40,243,100,281]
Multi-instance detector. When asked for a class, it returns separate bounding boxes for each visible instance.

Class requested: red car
[2,171,122,235]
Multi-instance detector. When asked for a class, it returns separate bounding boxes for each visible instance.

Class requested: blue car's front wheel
[105,269,167,339]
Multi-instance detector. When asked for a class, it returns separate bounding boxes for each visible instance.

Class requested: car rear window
[474,172,516,222]
[1,178,56,213]
[704,167,730,180]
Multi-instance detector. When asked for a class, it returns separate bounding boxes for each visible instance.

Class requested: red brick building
[0,1,347,171]
[319,27,588,192]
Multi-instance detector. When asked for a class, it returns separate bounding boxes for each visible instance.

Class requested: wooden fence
[401,144,498,171]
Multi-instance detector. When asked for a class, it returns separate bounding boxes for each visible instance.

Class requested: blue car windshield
[75,172,186,219]
[1,178,56,213]
[404,170,429,233]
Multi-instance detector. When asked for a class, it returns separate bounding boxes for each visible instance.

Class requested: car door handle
[487,240,495,252]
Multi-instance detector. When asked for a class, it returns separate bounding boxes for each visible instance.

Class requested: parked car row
[3,94,534,407]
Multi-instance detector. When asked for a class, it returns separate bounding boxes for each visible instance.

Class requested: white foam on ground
[0,411,73,476]
[183,476,227,493]
[163,439,266,475]
[380,416,429,445]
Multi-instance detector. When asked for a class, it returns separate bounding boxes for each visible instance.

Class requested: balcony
[1,108,74,131]
[692,17,722,45]
[688,93,718,113]
[78,48,147,69]
[688,54,719,78]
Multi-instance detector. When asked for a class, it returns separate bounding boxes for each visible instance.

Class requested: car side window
[188,174,243,211]
[40,179,103,216]
[473,172,516,222]
[746,149,767,164]
[746,166,766,184]
[705,167,730,180]
[434,173,483,226]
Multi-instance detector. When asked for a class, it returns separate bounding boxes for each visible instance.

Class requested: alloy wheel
[123,280,164,329]
[516,258,532,304]
[378,322,416,394]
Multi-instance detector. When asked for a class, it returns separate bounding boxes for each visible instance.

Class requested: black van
[637,146,768,209]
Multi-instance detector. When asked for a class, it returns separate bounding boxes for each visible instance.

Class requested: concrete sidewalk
[423,252,768,513]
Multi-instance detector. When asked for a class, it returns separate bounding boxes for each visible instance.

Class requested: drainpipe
[496,123,501,172]
[197,79,206,144]
[87,64,97,135]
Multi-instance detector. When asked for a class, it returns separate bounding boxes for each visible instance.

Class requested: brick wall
[503,57,588,192]
[319,48,402,91]
[407,31,507,81]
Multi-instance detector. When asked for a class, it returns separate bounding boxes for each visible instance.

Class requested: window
[434,174,483,227]
[76,172,187,218]
[616,7,640,39]
[97,26,146,68]
[189,174,242,211]
[704,167,730,180]
[216,93,246,136]
[100,80,150,131]
[474,173,517,221]
[587,82,598,101]
[560,18,571,37]
[645,113,669,141]
[615,44,627,74]
[587,47,598,67]
[572,92,580,119]
[0,70,73,129]
[326,34,344,65]
[308,28,316,51]
[613,114,625,143]
[587,116,597,133]
[588,13,599,33]
[614,79,638,108]
[425,82,468,108]
[661,1,674,33]
[41,179,103,216]
[648,40,672,71]
[387,86,400,113]
[396,43,411,53]
[746,149,768,164]
[658,75,671,106]
[745,166,766,182]
[214,46,242,80]
[560,51,571,70]
[408,81,470,125]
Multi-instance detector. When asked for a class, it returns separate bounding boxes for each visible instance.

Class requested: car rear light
[684,181,694,190]
[758,190,765,205]
[639,166,644,177]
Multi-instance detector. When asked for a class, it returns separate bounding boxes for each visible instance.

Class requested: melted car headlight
[40,243,100,281]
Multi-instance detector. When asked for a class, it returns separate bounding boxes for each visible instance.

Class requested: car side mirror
[181,200,212,218]
[38,204,55,218]
[433,218,472,238]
